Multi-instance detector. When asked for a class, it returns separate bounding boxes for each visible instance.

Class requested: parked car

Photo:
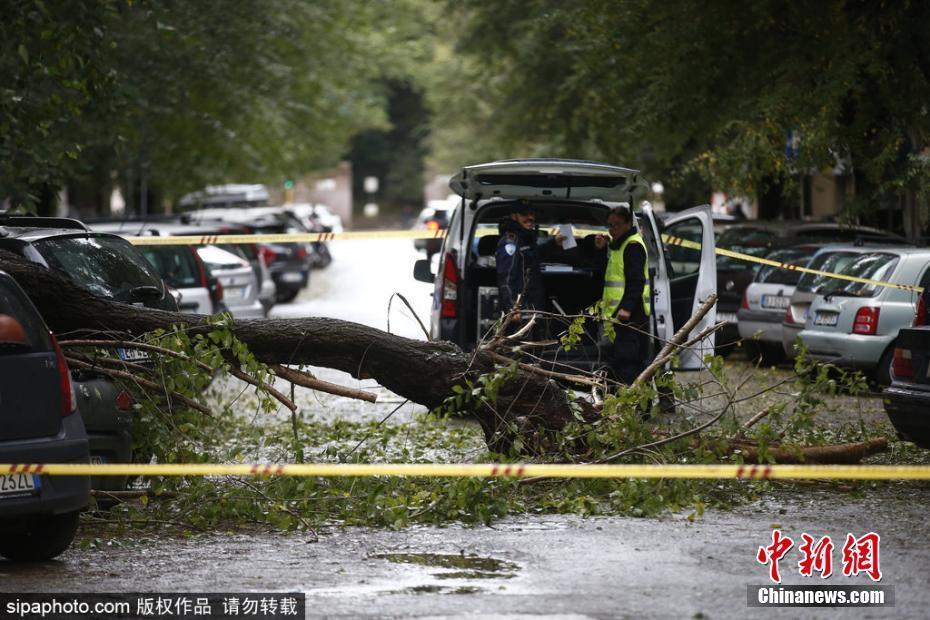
[412,159,718,373]
[183,207,312,303]
[413,197,458,260]
[736,245,819,364]
[285,202,344,233]
[0,215,178,492]
[194,245,266,318]
[88,221,225,315]
[780,245,887,359]
[0,270,90,561]
[713,223,904,356]
[800,248,930,384]
[883,322,930,448]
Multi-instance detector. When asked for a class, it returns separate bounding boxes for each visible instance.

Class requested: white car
[285,202,344,233]
[736,245,819,363]
[195,245,267,319]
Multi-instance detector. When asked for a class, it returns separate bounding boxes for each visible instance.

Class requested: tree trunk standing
[0,250,582,451]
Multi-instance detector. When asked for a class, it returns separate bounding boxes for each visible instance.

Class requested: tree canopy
[1,0,426,209]
[430,0,930,209]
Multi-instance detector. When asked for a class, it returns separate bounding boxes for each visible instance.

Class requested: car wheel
[0,510,81,562]
[276,290,300,303]
[875,345,895,387]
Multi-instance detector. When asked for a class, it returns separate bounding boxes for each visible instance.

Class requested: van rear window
[0,278,52,352]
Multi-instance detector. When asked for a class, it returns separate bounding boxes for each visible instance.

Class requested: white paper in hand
[558,224,577,250]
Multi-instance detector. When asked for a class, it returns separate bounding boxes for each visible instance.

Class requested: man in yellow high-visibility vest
[594,206,652,384]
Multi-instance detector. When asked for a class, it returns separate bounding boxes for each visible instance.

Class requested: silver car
[737,245,818,363]
[195,245,266,319]
[800,248,930,384]
[781,244,900,359]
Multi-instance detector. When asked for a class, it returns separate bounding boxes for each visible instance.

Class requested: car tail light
[852,307,880,335]
[783,307,796,325]
[892,347,914,379]
[115,390,133,411]
[50,332,76,416]
[440,254,458,318]
[740,291,749,310]
[259,246,277,267]
[296,246,308,259]
[916,294,927,327]
[208,277,224,304]
[192,247,209,288]
[426,219,440,232]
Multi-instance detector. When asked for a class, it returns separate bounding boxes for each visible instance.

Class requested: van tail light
[50,332,76,417]
[892,347,914,379]
[740,291,749,310]
[852,307,880,335]
[440,254,458,318]
[916,294,927,327]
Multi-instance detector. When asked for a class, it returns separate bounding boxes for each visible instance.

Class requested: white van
[412,159,717,371]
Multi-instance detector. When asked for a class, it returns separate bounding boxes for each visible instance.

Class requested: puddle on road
[370,552,519,595]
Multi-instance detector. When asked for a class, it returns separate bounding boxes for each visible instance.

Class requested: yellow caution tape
[661,234,924,294]
[6,462,930,480]
[126,229,449,246]
[122,228,922,294]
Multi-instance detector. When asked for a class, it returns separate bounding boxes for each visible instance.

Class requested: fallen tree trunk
[728,438,889,464]
[0,250,584,450]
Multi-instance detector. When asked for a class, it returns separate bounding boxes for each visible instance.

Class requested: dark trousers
[610,319,650,384]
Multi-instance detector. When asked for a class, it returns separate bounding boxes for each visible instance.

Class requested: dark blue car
[0,271,90,562]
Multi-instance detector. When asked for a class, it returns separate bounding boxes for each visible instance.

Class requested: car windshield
[34,236,165,303]
[794,251,860,293]
[0,278,51,352]
[819,253,899,298]
[754,248,816,285]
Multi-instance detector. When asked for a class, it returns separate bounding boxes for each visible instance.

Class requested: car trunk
[0,352,62,441]
[462,200,611,368]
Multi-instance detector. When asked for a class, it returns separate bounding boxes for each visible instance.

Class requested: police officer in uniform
[595,206,651,384]
[495,201,566,323]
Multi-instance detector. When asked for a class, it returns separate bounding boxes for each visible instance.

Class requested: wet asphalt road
[3,487,930,619]
[2,239,928,618]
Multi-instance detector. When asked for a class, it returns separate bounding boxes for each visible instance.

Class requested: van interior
[458,199,705,370]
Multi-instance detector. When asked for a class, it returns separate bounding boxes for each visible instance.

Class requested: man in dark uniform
[494,201,568,331]
[496,201,546,317]
[595,206,651,384]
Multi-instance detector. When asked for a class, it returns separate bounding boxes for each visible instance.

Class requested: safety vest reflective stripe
[602,233,652,317]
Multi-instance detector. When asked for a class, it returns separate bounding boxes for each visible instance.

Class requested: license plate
[718,312,737,323]
[117,347,150,363]
[814,312,839,327]
[226,286,248,299]
[0,473,40,498]
[281,272,304,283]
[761,295,789,310]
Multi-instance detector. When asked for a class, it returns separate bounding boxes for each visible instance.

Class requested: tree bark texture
[1,251,581,451]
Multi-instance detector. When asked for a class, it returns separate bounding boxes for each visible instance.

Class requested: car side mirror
[413,259,435,283]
